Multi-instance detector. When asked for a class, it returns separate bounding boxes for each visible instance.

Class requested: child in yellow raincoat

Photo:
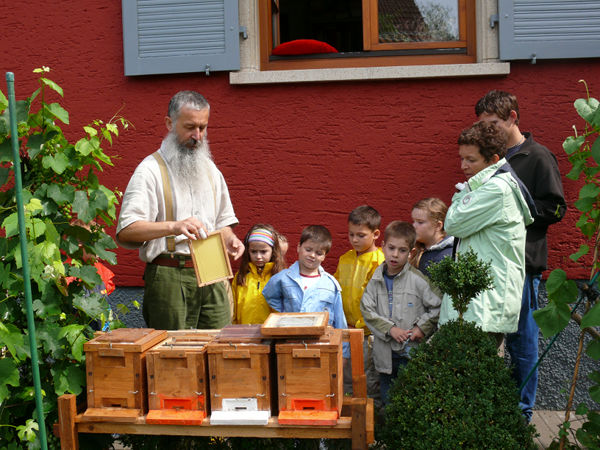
[232,224,286,324]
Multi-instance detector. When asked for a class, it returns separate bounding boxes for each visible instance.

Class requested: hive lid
[261,312,328,337]
[147,332,214,353]
[214,324,266,343]
[83,328,167,352]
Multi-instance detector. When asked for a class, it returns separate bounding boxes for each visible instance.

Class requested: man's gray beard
[161,132,213,184]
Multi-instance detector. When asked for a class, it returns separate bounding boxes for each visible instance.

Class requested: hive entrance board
[209,398,270,425]
[188,231,233,287]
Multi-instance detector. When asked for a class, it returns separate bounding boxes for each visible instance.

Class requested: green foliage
[382,320,537,449]
[0,67,128,447]
[534,80,600,448]
[427,248,494,320]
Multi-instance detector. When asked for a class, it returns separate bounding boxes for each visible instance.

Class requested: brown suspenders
[152,151,217,254]
[152,151,176,253]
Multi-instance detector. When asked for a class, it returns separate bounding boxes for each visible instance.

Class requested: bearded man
[117,91,244,330]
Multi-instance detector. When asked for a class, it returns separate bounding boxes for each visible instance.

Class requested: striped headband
[247,228,275,247]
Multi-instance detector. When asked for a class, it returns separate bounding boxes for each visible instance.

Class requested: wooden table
[56,329,374,449]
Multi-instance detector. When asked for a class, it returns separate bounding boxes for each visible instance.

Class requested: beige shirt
[116,145,238,262]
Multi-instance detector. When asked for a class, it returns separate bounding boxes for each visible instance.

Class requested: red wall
[2,1,597,285]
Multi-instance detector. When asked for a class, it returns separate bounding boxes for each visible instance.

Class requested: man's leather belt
[151,254,194,268]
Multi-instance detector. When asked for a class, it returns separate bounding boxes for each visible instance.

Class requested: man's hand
[222,227,245,260]
[117,217,207,245]
[172,217,208,241]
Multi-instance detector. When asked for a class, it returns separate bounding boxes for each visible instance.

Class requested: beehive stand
[56,329,373,449]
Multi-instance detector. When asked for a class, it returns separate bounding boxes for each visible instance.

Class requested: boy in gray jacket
[360,221,441,404]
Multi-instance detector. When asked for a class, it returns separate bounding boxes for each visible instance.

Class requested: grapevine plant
[0,67,128,448]
[533,81,600,449]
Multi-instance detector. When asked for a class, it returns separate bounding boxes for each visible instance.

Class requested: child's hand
[389,326,411,343]
[409,326,425,342]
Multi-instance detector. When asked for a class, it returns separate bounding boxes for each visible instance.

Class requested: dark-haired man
[476,90,566,422]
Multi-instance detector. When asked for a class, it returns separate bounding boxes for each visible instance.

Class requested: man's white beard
[161,131,213,184]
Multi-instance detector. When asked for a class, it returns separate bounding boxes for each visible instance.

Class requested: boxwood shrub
[382,319,537,449]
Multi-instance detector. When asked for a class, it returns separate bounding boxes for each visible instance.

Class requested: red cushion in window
[272,39,338,56]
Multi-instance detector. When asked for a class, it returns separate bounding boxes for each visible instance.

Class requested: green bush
[427,248,494,320]
[382,320,537,450]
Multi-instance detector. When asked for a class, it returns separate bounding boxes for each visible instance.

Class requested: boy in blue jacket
[263,225,349,357]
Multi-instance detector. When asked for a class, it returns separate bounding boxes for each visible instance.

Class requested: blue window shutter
[498,0,600,61]
[122,0,240,76]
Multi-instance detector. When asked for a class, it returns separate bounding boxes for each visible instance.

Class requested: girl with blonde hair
[410,197,454,277]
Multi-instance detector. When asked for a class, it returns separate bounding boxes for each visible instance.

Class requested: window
[259,0,476,71]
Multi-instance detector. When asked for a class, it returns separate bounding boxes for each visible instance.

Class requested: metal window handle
[326,393,335,398]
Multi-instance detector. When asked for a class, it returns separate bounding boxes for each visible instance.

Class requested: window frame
[258,0,477,71]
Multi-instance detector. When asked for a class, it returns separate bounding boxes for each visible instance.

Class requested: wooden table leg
[351,397,367,450]
[58,394,78,450]
[344,328,367,399]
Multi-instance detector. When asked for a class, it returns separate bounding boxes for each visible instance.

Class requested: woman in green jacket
[439,121,534,339]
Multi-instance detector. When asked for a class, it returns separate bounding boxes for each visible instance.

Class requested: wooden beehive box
[82,328,167,422]
[275,327,343,425]
[145,331,215,425]
[207,325,273,425]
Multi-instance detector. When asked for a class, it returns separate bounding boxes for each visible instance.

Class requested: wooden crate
[145,331,214,425]
[207,325,273,425]
[275,328,343,425]
[82,328,167,422]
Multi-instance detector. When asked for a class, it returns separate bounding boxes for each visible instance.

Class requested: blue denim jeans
[506,273,541,422]
[379,352,409,406]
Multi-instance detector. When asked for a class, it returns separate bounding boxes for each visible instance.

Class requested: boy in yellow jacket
[334,205,384,406]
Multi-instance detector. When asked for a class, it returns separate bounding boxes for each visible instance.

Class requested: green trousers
[143,264,231,330]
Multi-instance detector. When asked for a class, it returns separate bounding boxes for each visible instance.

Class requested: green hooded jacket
[439,158,534,333]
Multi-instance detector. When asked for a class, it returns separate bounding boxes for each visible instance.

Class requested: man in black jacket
[476,90,567,422]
